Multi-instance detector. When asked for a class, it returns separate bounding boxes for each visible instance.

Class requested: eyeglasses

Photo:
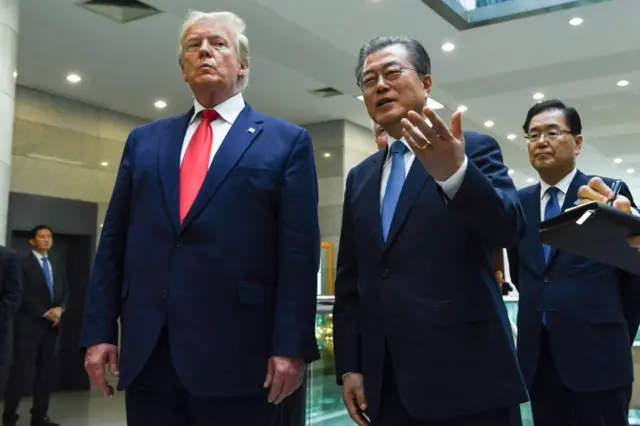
[524,128,573,143]
[360,66,418,90]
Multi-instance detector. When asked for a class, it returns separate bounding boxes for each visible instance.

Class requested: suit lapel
[181,105,263,230]
[363,150,386,251]
[384,160,430,250]
[158,109,193,234]
[545,170,587,269]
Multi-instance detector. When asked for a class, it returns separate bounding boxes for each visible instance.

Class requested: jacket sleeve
[332,171,361,384]
[271,129,321,362]
[442,133,526,248]
[0,249,21,327]
[79,130,135,347]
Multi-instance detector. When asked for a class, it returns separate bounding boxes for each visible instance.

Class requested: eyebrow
[362,60,403,76]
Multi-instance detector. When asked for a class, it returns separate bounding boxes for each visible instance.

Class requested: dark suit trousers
[372,354,522,426]
[530,330,628,426]
[3,330,58,418]
[125,328,282,426]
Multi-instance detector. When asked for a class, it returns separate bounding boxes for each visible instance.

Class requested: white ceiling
[15,0,640,193]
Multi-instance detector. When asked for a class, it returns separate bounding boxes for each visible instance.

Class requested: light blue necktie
[381,141,408,241]
[41,257,54,301]
[542,187,560,325]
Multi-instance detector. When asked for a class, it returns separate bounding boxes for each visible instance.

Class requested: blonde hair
[178,11,250,91]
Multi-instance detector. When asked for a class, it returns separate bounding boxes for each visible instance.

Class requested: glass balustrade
[422,0,611,29]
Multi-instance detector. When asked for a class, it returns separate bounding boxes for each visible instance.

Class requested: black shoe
[2,413,18,426]
[30,416,60,426]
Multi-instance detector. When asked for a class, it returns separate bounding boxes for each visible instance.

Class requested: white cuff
[435,156,468,199]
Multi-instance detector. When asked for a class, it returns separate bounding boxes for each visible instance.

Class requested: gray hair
[178,10,250,91]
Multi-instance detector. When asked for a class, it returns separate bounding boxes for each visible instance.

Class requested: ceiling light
[508,169,515,175]
[12,70,17,79]
[441,42,455,52]
[614,158,622,164]
[484,120,494,128]
[323,152,331,158]
[527,178,535,183]
[507,134,517,140]
[100,161,109,167]
[154,100,167,109]
[617,80,630,87]
[356,95,364,101]
[533,92,544,100]
[457,105,468,113]
[569,17,583,26]
[627,168,635,174]
[100,223,103,228]
[66,73,81,84]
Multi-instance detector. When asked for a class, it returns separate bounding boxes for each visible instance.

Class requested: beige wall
[11,86,147,238]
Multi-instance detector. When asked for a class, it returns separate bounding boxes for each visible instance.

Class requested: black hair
[356,35,431,88]
[522,99,582,135]
[29,224,53,240]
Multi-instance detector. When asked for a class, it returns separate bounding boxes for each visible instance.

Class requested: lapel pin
[248,127,255,134]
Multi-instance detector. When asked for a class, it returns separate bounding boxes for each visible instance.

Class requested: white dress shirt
[380,138,469,207]
[32,250,53,279]
[180,93,246,167]
[539,168,578,218]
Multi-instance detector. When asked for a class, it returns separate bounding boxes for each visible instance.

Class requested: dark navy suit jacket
[79,104,321,397]
[508,170,640,392]
[0,246,21,367]
[333,131,529,421]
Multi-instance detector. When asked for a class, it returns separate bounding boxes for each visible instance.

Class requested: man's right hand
[342,373,370,426]
[84,343,119,397]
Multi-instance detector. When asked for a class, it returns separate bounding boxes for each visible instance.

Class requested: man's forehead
[186,20,232,39]
[529,109,566,129]
[363,45,409,71]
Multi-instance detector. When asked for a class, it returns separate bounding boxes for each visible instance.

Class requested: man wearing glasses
[333,35,527,426]
[507,99,640,425]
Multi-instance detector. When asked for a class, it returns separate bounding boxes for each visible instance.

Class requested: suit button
[175,241,182,248]
[543,276,549,283]
[381,269,390,278]
[160,289,168,299]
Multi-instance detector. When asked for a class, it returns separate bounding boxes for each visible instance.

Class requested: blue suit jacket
[79,104,321,397]
[508,170,640,392]
[333,131,529,421]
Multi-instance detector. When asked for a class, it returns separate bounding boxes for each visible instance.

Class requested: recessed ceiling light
[617,80,630,87]
[356,95,364,101]
[154,100,167,109]
[614,158,623,164]
[100,223,103,228]
[507,134,517,140]
[484,120,494,128]
[569,17,583,26]
[12,70,17,79]
[100,161,109,167]
[441,42,455,52]
[508,169,515,175]
[66,73,81,84]
[457,105,468,113]
[627,168,635,174]
[323,152,331,158]
[533,92,544,100]
[527,178,535,183]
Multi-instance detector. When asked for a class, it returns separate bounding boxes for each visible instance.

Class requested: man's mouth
[376,98,393,107]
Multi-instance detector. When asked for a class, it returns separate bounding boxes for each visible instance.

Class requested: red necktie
[179,109,219,224]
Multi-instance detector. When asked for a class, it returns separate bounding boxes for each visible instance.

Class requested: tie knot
[201,109,219,122]
[42,257,48,262]
[390,140,408,156]
[547,187,559,197]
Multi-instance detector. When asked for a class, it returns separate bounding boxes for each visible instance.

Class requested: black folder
[539,201,640,275]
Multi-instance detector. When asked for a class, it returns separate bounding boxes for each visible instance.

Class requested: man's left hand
[578,177,631,213]
[263,356,305,404]
[401,107,466,182]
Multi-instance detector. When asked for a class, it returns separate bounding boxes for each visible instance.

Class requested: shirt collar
[539,168,577,199]
[384,137,413,162]
[190,92,245,125]
[32,250,47,260]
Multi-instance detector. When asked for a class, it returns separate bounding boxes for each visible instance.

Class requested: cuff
[435,156,468,199]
